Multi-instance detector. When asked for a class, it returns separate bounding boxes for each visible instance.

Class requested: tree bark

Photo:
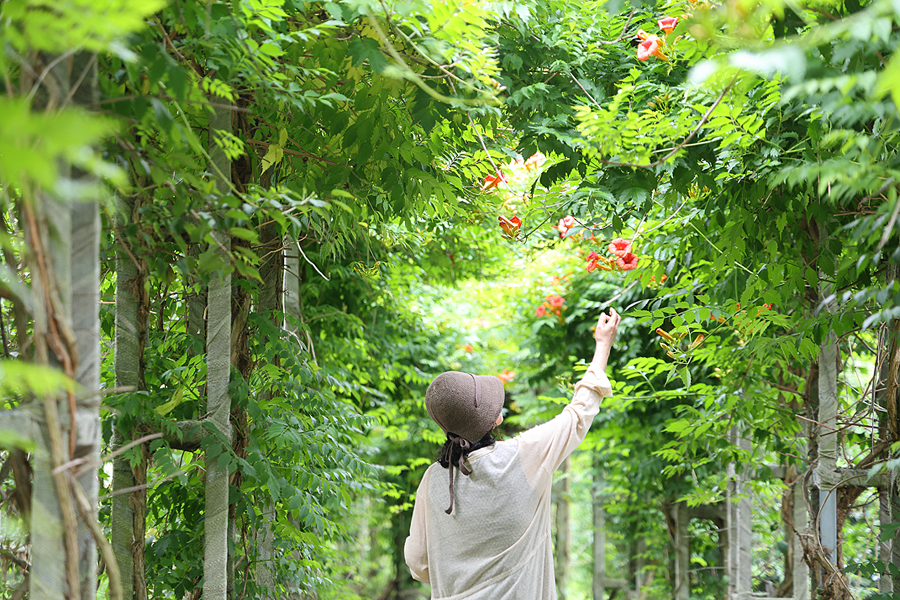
[877,261,900,592]
[256,218,283,595]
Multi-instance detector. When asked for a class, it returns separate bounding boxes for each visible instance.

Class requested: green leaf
[229,227,259,243]
[155,388,185,416]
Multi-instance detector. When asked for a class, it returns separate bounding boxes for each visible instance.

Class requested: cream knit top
[404,370,613,600]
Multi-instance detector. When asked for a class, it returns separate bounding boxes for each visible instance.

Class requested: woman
[404,308,621,599]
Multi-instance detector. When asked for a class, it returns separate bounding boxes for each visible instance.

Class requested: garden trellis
[1,0,900,598]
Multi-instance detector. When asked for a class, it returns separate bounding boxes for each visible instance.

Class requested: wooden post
[202,102,233,600]
[892,472,900,592]
[632,532,646,598]
[592,464,630,598]
[593,464,607,600]
[672,502,690,600]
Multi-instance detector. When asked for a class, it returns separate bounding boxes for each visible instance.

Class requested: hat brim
[475,375,506,426]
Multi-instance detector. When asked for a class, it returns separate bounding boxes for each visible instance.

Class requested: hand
[593,307,621,347]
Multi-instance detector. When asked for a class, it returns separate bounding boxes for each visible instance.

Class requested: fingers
[610,307,621,326]
[595,308,621,340]
[599,307,621,331]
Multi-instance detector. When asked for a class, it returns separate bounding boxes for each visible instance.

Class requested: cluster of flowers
[657,302,778,360]
[734,302,774,316]
[482,152,547,192]
[553,215,576,238]
[657,327,705,360]
[551,215,600,242]
[484,152,548,241]
[647,274,668,289]
[499,215,522,238]
[585,237,640,272]
[635,17,678,62]
[498,369,515,384]
[535,294,566,323]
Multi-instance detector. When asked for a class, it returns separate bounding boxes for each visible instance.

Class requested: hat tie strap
[445,435,471,515]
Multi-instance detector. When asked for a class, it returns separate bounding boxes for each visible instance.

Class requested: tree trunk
[256,221,283,595]
[259,221,283,320]
[877,261,900,592]
[203,101,233,600]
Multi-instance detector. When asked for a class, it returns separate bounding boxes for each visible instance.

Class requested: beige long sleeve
[516,370,612,487]
[403,370,613,594]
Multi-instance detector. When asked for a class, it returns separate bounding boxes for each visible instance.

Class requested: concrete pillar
[791,473,809,600]
[816,332,839,580]
[726,430,752,600]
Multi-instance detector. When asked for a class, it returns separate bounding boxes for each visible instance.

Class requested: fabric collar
[465,445,498,461]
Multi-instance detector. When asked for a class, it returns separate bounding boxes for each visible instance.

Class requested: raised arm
[588,307,621,375]
[517,308,622,481]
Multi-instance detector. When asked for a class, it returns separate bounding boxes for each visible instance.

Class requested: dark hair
[437,431,496,469]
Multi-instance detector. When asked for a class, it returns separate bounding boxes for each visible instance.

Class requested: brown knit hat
[425,371,505,444]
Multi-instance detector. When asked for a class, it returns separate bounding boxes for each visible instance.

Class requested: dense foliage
[0,0,898,598]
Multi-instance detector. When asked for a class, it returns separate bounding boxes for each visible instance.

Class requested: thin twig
[26,49,78,106]
[570,73,603,110]
[99,463,202,501]
[61,52,98,109]
[796,413,839,432]
[72,432,163,478]
[876,189,900,252]
[596,9,637,45]
[296,238,330,281]
[466,112,501,175]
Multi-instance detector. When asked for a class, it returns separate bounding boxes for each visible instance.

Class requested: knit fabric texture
[404,370,613,600]
[426,371,506,444]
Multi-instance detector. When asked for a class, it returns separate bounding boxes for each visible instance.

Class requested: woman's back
[404,308,621,599]
[419,439,556,599]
